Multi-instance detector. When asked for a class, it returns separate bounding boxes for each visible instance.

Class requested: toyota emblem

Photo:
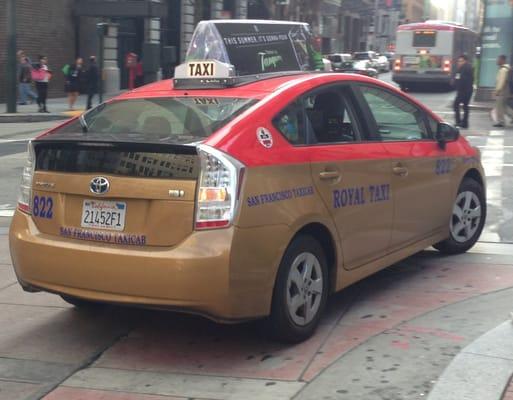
[90,176,110,195]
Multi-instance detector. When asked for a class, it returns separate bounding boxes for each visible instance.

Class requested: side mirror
[436,122,459,149]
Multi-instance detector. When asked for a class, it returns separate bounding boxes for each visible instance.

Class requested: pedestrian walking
[65,57,84,110]
[85,56,99,110]
[493,54,513,128]
[452,54,474,129]
[33,55,51,113]
[18,57,38,105]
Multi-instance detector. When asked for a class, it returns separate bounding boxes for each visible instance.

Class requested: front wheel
[269,235,328,343]
[434,178,486,254]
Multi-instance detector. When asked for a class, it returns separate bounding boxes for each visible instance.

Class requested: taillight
[17,141,35,214]
[443,60,451,72]
[195,144,245,230]
[394,59,401,71]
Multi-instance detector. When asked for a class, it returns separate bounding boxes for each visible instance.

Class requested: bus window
[413,31,437,47]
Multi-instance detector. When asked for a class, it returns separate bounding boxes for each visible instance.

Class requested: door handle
[392,166,409,177]
[319,171,341,180]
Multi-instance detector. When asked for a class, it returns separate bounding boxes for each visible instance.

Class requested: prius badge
[90,176,110,195]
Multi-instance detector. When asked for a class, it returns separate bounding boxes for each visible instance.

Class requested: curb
[0,113,71,123]
[428,320,513,400]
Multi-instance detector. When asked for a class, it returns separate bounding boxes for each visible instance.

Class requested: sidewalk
[0,92,122,123]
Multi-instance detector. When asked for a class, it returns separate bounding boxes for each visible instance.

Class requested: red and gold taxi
[9,21,486,343]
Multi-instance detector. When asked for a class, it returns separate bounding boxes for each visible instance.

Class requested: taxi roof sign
[173,19,324,89]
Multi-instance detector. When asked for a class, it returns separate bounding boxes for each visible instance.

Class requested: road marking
[0,210,15,217]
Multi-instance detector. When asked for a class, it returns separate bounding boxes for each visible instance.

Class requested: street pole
[6,0,17,113]
[96,23,106,104]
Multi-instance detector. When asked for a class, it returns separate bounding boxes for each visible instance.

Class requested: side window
[303,89,359,144]
[272,100,306,145]
[360,85,430,141]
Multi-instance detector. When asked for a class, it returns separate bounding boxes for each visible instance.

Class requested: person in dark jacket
[65,57,84,110]
[452,54,474,129]
[85,56,99,110]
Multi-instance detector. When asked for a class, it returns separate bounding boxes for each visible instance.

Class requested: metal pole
[97,23,106,104]
[6,0,17,113]
[374,0,379,51]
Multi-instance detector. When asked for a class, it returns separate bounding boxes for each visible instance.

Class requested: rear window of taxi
[34,97,257,180]
[51,97,258,143]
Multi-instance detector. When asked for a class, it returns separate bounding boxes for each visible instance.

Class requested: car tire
[434,178,486,255]
[269,234,329,343]
[61,294,103,309]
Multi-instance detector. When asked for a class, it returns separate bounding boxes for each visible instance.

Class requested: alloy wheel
[450,190,482,243]
[286,252,324,326]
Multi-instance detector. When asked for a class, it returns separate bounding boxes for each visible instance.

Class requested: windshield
[353,53,370,60]
[328,55,342,62]
[49,97,258,144]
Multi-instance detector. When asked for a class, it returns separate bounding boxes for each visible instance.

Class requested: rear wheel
[269,235,328,343]
[61,294,103,309]
[434,178,486,254]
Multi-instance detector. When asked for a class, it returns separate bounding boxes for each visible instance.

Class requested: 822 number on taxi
[33,195,53,219]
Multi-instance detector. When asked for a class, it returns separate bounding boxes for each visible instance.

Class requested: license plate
[81,200,126,231]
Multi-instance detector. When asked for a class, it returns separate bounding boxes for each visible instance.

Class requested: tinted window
[51,97,258,144]
[360,85,429,141]
[273,100,306,145]
[304,89,359,144]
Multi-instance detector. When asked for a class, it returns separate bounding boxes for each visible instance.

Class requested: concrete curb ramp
[428,320,513,400]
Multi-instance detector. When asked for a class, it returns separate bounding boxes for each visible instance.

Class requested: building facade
[0,0,249,102]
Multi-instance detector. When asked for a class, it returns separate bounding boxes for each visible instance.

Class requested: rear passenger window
[360,85,430,141]
[303,90,359,144]
[273,100,306,145]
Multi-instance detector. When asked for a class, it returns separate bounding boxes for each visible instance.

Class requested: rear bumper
[392,71,451,84]
[9,210,288,321]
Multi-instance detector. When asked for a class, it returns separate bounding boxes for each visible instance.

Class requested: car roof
[116,72,371,100]
[112,72,438,120]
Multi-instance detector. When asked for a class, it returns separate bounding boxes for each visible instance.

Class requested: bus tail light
[394,59,401,71]
[17,142,35,215]
[195,145,245,230]
[443,60,451,72]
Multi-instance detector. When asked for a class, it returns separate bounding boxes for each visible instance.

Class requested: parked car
[383,51,395,68]
[353,51,380,70]
[335,60,379,77]
[326,53,352,71]
[376,55,390,72]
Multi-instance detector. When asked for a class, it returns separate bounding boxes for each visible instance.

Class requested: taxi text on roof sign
[188,61,216,77]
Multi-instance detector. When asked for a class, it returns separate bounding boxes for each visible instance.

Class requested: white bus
[392,21,478,89]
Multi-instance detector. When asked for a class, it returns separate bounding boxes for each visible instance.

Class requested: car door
[302,84,394,270]
[355,83,453,250]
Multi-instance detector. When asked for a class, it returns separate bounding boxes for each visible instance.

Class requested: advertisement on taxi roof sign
[186,20,324,76]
